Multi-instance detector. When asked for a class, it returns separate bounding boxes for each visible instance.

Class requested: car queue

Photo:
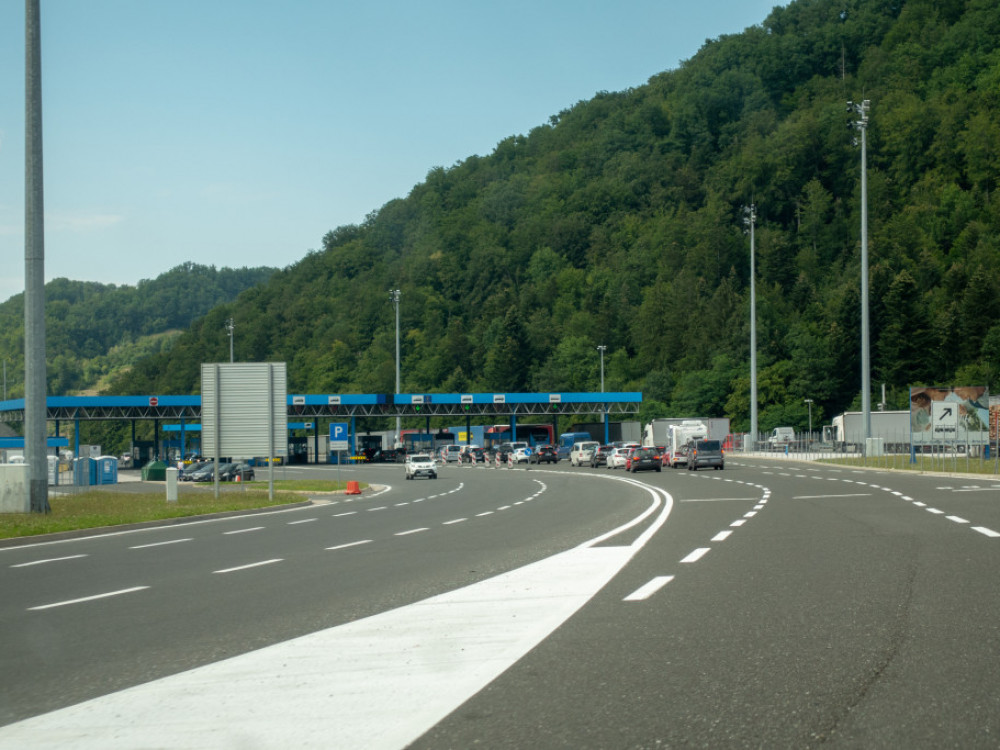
[401,436,723,479]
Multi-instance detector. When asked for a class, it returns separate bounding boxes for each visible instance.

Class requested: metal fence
[731,429,1000,475]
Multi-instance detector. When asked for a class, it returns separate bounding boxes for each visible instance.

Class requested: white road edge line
[28,586,149,611]
[624,575,674,601]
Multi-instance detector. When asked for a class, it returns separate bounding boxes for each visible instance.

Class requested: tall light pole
[25,0,49,513]
[849,99,872,445]
[597,345,608,444]
[226,318,234,363]
[390,289,401,446]
[804,398,814,448]
[743,204,758,451]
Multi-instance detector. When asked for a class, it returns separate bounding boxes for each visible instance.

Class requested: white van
[569,441,601,467]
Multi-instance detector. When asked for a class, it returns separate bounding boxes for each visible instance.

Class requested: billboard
[201,362,288,459]
[910,386,989,445]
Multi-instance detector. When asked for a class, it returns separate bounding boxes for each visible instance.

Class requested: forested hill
[111,0,1000,433]
[0,263,275,397]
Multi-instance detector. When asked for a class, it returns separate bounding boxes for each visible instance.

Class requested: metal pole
[25,0,49,513]
[390,290,401,446]
[226,318,234,363]
[850,99,872,447]
[597,345,607,444]
[745,205,758,452]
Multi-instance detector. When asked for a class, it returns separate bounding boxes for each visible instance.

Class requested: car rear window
[698,441,721,450]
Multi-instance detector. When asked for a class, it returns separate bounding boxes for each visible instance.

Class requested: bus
[482,424,554,450]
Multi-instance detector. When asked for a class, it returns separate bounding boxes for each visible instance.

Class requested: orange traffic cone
[345,480,361,495]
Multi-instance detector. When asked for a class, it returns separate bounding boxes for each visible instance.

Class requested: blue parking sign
[330,422,349,450]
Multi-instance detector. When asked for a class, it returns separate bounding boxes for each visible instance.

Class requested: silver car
[405,453,437,480]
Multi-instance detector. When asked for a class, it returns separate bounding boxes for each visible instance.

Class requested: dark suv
[528,445,558,464]
[629,447,662,472]
[687,439,724,471]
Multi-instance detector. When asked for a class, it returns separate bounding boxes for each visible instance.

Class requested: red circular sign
[149,397,159,407]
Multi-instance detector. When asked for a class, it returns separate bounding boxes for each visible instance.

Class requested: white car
[509,442,531,463]
[405,453,437,480]
[569,441,600,466]
[607,448,629,470]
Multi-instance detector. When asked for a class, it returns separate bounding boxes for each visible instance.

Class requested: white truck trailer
[824,410,911,453]
[643,417,730,448]
[666,420,708,468]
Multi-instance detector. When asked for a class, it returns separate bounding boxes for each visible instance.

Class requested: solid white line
[11,554,88,567]
[28,586,149,611]
[224,527,264,535]
[395,528,429,536]
[326,540,372,551]
[681,547,710,563]
[624,576,674,601]
[946,516,969,524]
[711,530,733,542]
[214,559,283,574]
[973,527,1000,538]
[129,539,193,550]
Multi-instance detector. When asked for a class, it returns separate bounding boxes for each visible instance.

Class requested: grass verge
[0,479,367,541]
[817,454,1000,475]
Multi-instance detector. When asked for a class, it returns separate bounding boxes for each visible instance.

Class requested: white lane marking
[730,519,747,527]
[326,540,373,551]
[927,508,945,515]
[476,511,494,517]
[333,511,357,517]
[11,554,88,567]
[214,559,283,574]
[792,493,872,499]
[28,586,149,611]
[681,547,710,563]
[743,511,757,518]
[973,527,1000,538]
[946,516,969,524]
[680,497,759,502]
[224,527,264,535]
[442,519,467,525]
[624,576,674,601]
[711,530,733,542]
[287,519,318,526]
[367,506,388,512]
[129,539,193,550]
[395,528,429,537]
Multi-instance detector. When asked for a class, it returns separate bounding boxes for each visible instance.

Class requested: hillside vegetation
[0,263,275,398]
[110,0,1000,433]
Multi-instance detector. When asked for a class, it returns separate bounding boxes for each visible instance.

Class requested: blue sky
[0,0,781,303]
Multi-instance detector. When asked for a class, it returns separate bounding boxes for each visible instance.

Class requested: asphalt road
[2,457,1000,747]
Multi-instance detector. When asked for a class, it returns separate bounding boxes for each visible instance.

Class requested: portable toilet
[73,457,97,486]
[96,456,119,485]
